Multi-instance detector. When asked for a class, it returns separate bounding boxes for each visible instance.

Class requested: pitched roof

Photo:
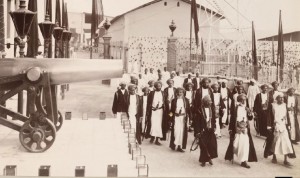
[111,0,224,23]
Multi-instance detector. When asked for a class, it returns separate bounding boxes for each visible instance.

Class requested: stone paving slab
[0,119,138,177]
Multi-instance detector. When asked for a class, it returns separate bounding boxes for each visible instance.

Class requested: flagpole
[189,3,193,73]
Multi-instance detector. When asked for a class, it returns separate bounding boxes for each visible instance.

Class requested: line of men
[112,70,299,169]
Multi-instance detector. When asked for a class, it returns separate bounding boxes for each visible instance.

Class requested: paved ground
[1,81,300,177]
[0,118,138,177]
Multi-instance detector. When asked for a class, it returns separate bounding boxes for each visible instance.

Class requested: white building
[107,0,224,72]
[68,12,113,48]
[109,0,223,42]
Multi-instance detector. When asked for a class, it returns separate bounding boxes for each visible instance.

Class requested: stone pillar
[167,37,177,72]
[103,35,112,59]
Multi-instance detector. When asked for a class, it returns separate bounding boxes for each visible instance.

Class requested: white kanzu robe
[128,95,137,131]
[233,105,250,163]
[287,96,296,140]
[220,87,230,124]
[271,103,293,155]
[174,99,185,147]
[213,93,221,136]
[150,91,164,138]
[142,95,148,132]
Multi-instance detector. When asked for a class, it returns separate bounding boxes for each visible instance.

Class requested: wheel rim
[19,118,56,153]
[56,111,63,131]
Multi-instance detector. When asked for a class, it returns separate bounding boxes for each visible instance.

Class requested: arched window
[164,2,167,6]
[177,2,180,7]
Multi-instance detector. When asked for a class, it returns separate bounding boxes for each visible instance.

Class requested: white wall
[108,0,222,44]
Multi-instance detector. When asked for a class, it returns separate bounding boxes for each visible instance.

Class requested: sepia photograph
[0,0,299,177]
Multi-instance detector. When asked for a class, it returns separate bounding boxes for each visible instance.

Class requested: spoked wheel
[19,115,56,153]
[56,110,63,131]
[42,106,63,132]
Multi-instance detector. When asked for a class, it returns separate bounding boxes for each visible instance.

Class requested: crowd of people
[112,67,299,169]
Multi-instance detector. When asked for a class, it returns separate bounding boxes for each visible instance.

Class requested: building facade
[107,0,224,72]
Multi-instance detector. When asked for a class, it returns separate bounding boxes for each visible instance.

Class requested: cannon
[0,58,123,152]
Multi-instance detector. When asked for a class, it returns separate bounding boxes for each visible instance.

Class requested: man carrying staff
[163,79,176,140]
[194,78,214,136]
[140,87,150,138]
[127,84,143,144]
[253,84,272,137]
[169,87,192,152]
[225,94,257,169]
[284,87,300,144]
[194,95,218,167]
[145,81,165,145]
[112,81,129,120]
[220,79,232,127]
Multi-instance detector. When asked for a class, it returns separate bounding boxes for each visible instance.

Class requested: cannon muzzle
[0,58,123,85]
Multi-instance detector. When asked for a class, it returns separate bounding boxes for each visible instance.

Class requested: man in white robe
[247,79,261,111]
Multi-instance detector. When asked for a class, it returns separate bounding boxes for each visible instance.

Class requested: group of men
[112,68,299,169]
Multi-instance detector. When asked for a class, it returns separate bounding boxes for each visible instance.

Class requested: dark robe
[112,89,129,114]
[264,103,297,158]
[183,77,193,87]
[162,87,176,140]
[127,95,143,144]
[192,77,201,91]
[145,90,165,138]
[169,97,191,149]
[225,104,258,162]
[253,93,272,137]
[212,92,226,126]
[184,90,196,126]
[268,89,278,103]
[219,87,232,125]
[194,106,218,162]
[284,95,300,142]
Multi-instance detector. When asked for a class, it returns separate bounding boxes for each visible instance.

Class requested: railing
[187,63,299,90]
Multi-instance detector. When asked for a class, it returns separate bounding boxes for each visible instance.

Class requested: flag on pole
[277,10,284,82]
[55,0,61,26]
[252,21,258,80]
[272,37,275,65]
[201,38,205,61]
[191,0,199,46]
[91,0,104,46]
[27,0,39,57]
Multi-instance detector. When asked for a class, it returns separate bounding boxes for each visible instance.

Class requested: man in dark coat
[127,84,143,144]
[112,82,129,120]
[219,79,232,127]
[194,78,214,111]
[184,82,196,131]
[253,84,272,137]
[169,87,191,152]
[285,87,300,144]
[192,72,201,90]
[194,95,218,167]
[225,94,258,169]
[162,79,176,140]
[145,81,165,145]
[183,73,193,87]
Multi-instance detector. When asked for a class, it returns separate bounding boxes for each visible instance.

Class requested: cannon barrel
[0,58,123,85]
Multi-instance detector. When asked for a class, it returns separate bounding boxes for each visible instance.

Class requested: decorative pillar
[167,20,177,72]
[102,18,111,59]
[167,37,177,72]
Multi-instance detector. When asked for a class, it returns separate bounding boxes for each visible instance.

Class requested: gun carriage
[0,58,122,152]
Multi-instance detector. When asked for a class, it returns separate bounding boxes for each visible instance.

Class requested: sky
[66,0,300,38]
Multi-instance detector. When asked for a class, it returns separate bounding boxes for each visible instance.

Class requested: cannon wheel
[42,106,63,131]
[56,111,63,131]
[19,118,56,153]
